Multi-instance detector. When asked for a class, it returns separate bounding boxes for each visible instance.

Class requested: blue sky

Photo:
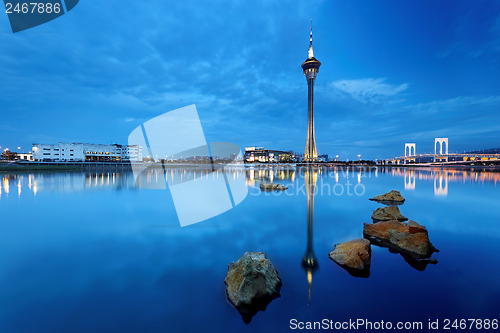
[1,0,499,160]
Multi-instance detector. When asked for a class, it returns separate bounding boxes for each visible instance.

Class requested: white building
[121,145,142,162]
[32,143,143,162]
[17,153,34,161]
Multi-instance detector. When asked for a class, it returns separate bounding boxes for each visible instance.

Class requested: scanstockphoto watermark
[4,0,80,33]
[290,318,425,331]
[249,166,379,198]
[250,179,367,197]
[289,318,499,331]
[127,104,377,226]
[129,105,248,228]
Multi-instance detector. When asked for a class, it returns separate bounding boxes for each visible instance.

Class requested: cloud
[330,78,409,104]
[404,95,500,114]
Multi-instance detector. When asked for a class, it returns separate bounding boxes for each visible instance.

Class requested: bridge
[383,138,500,165]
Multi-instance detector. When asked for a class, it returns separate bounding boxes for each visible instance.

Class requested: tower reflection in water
[302,167,318,302]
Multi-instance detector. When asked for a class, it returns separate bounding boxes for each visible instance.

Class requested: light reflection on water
[0,166,499,200]
[0,166,499,332]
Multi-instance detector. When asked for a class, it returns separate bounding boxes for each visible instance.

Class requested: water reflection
[1,166,498,201]
[301,167,319,302]
[404,170,415,190]
[0,166,498,202]
[434,172,448,196]
[246,166,498,188]
[0,166,498,332]
[386,167,499,196]
[0,172,137,198]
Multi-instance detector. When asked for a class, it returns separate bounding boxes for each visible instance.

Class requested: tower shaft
[305,77,318,161]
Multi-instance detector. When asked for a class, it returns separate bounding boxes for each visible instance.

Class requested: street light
[358,154,361,161]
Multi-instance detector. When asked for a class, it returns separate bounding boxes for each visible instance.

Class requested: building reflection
[434,171,448,196]
[244,166,297,186]
[302,167,318,302]
[0,167,253,200]
[0,172,137,199]
[377,166,500,196]
[2,166,498,201]
[404,170,416,190]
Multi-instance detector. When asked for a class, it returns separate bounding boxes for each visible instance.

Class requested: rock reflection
[364,218,439,272]
[368,236,438,271]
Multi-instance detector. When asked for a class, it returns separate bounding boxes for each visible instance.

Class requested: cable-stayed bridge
[382,138,500,165]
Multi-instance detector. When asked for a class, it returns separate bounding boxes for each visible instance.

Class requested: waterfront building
[301,25,321,162]
[121,145,143,162]
[244,147,295,163]
[32,143,143,162]
[317,154,328,162]
[17,153,33,161]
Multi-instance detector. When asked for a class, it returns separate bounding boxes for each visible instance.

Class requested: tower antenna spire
[308,20,314,59]
[310,20,313,45]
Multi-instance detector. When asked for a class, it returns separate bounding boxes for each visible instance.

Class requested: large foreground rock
[225,252,281,323]
[363,220,438,259]
[329,239,371,277]
[372,206,408,222]
[260,183,288,191]
[370,190,405,205]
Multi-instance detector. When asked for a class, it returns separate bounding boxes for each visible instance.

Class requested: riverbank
[0,161,134,172]
[2,160,499,172]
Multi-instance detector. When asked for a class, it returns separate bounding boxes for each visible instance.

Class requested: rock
[225,252,282,323]
[371,206,408,222]
[370,190,405,205]
[329,239,371,277]
[260,183,288,191]
[363,220,438,259]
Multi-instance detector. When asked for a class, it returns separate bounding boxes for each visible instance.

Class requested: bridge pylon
[434,138,449,162]
[404,143,416,164]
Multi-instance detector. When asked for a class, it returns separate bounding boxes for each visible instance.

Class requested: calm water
[0,166,499,333]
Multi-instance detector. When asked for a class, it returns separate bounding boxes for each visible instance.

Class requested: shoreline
[1,161,499,172]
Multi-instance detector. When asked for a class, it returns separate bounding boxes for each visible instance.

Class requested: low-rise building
[317,154,329,162]
[244,147,295,163]
[32,143,143,162]
[17,153,34,161]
